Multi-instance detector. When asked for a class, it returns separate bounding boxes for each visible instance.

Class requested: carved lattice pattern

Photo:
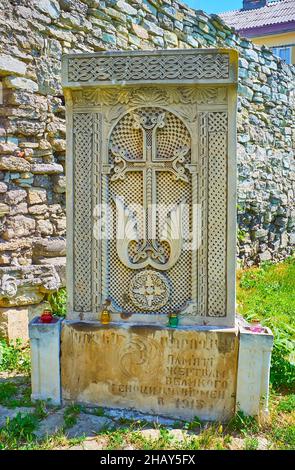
[208,112,227,317]
[68,54,229,83]
[198,113,209,316]
[107,107,192,314]
[198,112,228,317]
[109,113,143,160]
[73,113,94,313]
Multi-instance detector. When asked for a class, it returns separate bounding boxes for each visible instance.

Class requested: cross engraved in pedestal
[108,111,193,271]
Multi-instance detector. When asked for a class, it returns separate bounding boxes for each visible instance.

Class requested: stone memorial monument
[29,49,273,421]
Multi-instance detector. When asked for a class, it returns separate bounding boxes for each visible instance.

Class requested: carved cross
[109,111,192,269]
[110,111,190,205]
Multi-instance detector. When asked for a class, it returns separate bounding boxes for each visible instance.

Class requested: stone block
[0,142,18,154]
[3,76,38,93]
[33,237,66,258]
[0,307,29,343]
[0,203,9,217]
[31,163,64,174]
[27,188,47,205]
[4,189,27,205]
[0,156,31,172]
[2,215,35,240]
[61,322,239,421]
[0,286,45,308]
[131,23,149,40]
[0,54,26,76]
[66,414,114,438]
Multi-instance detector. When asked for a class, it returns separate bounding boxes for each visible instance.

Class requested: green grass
[237,257,295,390]
[0,412,38,450]
[0,339,31,375]
[277,394,295,413]
[63,404,82,429]
[227,411,259,435]
[0,381,32,408]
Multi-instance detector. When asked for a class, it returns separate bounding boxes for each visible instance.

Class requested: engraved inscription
[61,326,239,421]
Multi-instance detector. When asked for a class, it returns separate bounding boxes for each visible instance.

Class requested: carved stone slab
[61,322,239,421]
[62,49,238,327]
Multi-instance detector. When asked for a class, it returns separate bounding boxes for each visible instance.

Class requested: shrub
[48,288,67,317]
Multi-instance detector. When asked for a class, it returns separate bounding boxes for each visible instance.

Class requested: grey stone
[4,189,27,205]
[0,142,18,155]
[0,182,8,193]
[116,1,137,15]
[33,237,66,257]
[66,414,114,438]
[31,163,64,174]
[35,410,65,439]
[35,0,60,19]
[2,215,36,240]
[3,76,38,92]
[0,156,31,172]
[0,55,26,76]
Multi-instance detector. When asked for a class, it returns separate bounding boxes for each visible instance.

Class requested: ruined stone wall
[0,0,294,333]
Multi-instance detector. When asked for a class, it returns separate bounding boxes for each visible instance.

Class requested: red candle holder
[40,309,53,323]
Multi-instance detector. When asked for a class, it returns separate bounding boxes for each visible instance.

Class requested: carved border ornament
[62,50,238,87]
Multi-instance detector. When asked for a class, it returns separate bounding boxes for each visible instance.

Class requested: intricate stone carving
[118,335,160,378]
[110,107,191,276]
[198,111,228,318]
[72,85,227,107]
[0,266,61,306]
[73,113,93,313]
[67,52,229,84]
[106,103,194,314]
[115,196,184,272]
[64,49,236,325]
[129,270,170,311]
[207,112,227,317]
[0,274,17,298]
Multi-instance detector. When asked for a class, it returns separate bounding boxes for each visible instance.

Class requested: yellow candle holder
[100,309,111,324]
[100,298,112,324]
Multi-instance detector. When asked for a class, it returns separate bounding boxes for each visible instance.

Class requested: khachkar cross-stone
[109,110,193,311]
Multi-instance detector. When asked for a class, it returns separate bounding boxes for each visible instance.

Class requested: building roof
[219,0,295,32]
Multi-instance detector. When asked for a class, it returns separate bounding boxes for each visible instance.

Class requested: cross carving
[110,111,191,209]
[108,110,193,270]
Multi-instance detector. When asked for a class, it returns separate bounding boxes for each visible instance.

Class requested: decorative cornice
[62,49,238,88]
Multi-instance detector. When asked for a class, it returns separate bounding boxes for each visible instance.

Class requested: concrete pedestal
[61,322,239,421]
[29,319,273,421]
[29,317,62,406]
[236,323,273,419]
